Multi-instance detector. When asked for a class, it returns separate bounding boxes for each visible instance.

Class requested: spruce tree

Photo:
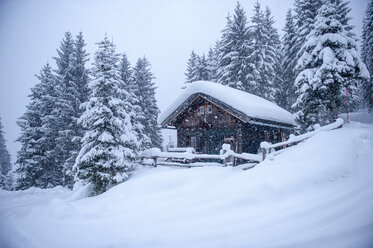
[362,0,373,111]
[74,36,137,196]
[14,64,62,189]
[0,116,11,189]
[185,50,199,84]
[196,54,209,81]
[277,9,298,110]
[217,2,255,91]
[333,0,361,111]
[293,0,323,79]
[294,0,323,51]
[206,46,218,82]
[62,32,90,188]
[250,4,281,101]
[184,51,210,86]
[294,1,369,130]
[132,57,163,149]
[118,53,149,152]
[54,32,77,187]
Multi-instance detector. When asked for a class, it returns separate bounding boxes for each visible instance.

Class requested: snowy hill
[1,113,373,248]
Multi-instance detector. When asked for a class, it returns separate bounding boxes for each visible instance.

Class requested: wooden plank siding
[164,94,293,155]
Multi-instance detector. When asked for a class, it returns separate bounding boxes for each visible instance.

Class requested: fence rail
[260,118,344,160]
[140,144,261,168]
[140,118,344,168]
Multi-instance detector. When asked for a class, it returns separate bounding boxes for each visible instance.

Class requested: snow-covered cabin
[159,81,295,154]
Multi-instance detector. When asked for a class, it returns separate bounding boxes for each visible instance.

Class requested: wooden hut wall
[169,95,293,154]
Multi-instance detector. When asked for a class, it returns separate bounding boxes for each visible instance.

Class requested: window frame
[207,104,212,113]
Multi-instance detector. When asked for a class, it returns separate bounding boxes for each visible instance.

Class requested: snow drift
[1,120,373,248]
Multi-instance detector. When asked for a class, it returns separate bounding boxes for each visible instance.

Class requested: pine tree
[0,116,11,189]
[54,32,77,187]
[294,1,369,130]
[74,36,137,196]
[361,0,373,111]
[14,98,43,190]
[14,64,62,189]
[332,0,361,111]
[217,2,255,91]
[196,54,209,81]
[293,0,323,80]
[331,0,354,35]
[294,0,323,52]
[206,46,218,82]
[132,57,163,149]
[184,51,210,86]
[250,4,281,101]
[277,9,298,110]
[118,53,149,152]
[62,32,90,188]
[185,50,199,84]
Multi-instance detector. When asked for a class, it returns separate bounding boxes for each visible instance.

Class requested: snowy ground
[1,113,373,248]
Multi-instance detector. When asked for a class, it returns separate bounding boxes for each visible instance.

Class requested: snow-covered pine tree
[132,57,162,149]
[196,54,209,81]
[332,0,361,111]
[294,0,369,130]
[0,116,11,189]
[206,46,218,82]
[62,32,90,188]
[217,2,255,91]
[53,32,78,187]
[14,102,42,190]
[118,53,149,152]
[294,0,322,42]
[361,0,373,111]
[184,51,210,86]
[331,0,354,35]
[293,0,323,79]
[277,9,298,111]
[14,64,62,189]
[185,50,199,84]
[74,36,137,196]
[252,5,281,101]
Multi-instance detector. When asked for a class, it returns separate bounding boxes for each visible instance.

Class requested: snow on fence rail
[260,118,344,160]
[140,118,344,168]
[140,144,262,167]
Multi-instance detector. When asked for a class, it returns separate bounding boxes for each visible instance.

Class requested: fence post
[224,155,234,166]
[152,156,158,167]
[261,148,267,161]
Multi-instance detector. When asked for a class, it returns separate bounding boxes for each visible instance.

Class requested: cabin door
[206,129,237,154]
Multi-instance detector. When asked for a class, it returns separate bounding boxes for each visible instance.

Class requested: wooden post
[224,155,235,166]
[261,148,267,161]
[153,156,158,167]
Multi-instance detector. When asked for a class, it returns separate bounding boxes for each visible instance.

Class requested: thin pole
[345,87,349,123]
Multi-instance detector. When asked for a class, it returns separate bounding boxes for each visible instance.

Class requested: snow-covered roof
[159,81,295,126]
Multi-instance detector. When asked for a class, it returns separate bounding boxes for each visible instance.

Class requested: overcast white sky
[0,0,369,160]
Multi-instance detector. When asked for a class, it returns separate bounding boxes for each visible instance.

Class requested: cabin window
[199,106,204,114]
[207,105,212,113]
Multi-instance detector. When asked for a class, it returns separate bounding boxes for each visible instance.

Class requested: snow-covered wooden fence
[140,118,344,168]
[140,144,261,168]
[260,118,344,160]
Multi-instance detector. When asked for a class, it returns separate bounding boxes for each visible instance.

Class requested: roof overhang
[160,93,295,130]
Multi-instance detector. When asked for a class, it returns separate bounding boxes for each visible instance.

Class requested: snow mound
[1,122,373,248]
[158,81,295,126]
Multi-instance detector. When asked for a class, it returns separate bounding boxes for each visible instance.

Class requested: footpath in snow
[1,113,373,248]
